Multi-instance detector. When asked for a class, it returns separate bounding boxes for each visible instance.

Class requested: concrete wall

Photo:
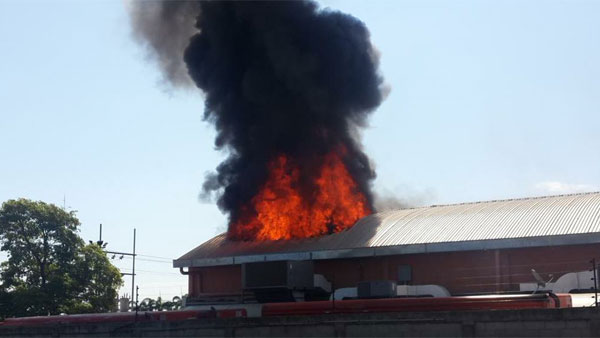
[188,243,600,296]
[2,308,600,337]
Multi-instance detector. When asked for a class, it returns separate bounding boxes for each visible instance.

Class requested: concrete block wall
[2,307,600,337]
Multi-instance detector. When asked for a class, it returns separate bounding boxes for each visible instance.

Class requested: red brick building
[174,192,600,299]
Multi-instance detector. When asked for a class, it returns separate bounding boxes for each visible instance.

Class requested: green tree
[0,199,123,317]
[138,296,184,311]
[67,244,123,314]
[161,296,183,311]
[139,297,157,311]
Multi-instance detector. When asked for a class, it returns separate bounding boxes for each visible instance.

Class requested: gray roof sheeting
[174,192,600,268]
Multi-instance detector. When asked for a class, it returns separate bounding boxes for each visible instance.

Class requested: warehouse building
[174,192,600,301]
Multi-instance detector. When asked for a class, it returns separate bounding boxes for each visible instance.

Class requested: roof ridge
[388,191,600,211]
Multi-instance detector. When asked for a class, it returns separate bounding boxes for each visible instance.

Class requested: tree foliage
[138,296,183,311]
[0,199,123,318]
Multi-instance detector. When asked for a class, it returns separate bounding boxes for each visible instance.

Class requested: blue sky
[1,0,599,300]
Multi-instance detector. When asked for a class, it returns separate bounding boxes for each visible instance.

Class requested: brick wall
[187,243,600,297]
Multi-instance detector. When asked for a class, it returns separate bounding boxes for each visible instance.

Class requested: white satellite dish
[531,269,554,294]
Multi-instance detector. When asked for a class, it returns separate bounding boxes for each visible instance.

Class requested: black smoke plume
[129,1,199,87]
[129,1,384,239]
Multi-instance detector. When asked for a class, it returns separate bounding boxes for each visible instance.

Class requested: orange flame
[229,148,372,241]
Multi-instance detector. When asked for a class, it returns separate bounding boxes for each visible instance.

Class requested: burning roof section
[175,192,600,268]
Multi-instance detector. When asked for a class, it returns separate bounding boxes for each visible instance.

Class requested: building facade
[175,192,600,298]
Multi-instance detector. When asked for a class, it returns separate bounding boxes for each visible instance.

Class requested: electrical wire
[137,253,174,260]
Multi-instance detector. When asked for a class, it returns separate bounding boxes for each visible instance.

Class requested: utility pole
[100,225,137,310]
[135,285,139,322]
[132,228,136,303]
[592,258,598,308]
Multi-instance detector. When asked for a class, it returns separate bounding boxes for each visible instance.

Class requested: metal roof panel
[175,192,600,267]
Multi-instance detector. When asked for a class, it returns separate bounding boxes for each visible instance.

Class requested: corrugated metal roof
[175,192,600,268]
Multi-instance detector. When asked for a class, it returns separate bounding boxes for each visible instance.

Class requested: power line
[137,258,173,264]
[135,286,186,290]
[109,255,171,262]
[121,268,181,276]
[137,254,174,260]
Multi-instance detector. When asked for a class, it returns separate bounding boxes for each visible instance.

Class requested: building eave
[173,232,600,268]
